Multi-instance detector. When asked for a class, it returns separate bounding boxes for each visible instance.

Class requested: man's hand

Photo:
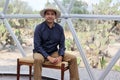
[56,56,62,63]
[47,56,63,64]
[47,56,58,64]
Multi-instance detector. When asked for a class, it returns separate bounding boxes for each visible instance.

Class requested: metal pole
[3,19,26,57]
[2,14,120,20]
[4,14,41,19]
[3,0,10,14]
[54,0,95,80]
[60,0,75,26]
[66,19,95,80]
[67,0,75,13]
[99,49,120,80]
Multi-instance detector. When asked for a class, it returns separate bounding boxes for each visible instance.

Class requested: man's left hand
[55,56,62,63]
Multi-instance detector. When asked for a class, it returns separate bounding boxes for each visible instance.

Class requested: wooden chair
[17,56,69,80]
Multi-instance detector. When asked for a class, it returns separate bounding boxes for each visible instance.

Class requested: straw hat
[40,4,61,18]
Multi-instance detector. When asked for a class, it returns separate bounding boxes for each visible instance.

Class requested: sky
[21,0,120,11]
[21,0,54,11]
[21,0,100,11]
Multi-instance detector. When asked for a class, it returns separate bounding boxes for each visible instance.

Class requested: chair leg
[61,64,65,80]
[17,59,20,80]
[29,66,32,80]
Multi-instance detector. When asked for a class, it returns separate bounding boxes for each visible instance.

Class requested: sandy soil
[0,43,120,67]
[0,46,33,66]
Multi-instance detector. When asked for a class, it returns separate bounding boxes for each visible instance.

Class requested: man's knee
[33,53,44,63]
[70,54,77,61]
[64,53,77,60]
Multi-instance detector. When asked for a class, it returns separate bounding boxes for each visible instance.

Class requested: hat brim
[40,9,61,18]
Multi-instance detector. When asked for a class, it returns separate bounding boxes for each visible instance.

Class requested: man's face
[44,10,56,23]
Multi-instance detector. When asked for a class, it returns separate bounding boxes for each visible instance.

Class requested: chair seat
[17,56,69,80]
[19,56,68,67]
[19,56,34,63]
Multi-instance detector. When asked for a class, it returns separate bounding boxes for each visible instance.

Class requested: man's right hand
[47,56,58,64]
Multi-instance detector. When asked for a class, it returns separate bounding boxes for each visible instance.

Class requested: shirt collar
[44,21,55,29]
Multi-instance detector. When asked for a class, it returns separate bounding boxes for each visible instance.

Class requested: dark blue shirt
[33,21,66,58]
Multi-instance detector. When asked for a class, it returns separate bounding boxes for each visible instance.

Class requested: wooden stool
[17,56,69,80]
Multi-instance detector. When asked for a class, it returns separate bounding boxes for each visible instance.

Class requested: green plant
[100,56,107,69]
[77,57,81,66]
[65,39,72,50]
[113,65,120,72]
[0,24,6,33]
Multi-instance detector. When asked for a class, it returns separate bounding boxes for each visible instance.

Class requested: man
[33,5,79,80]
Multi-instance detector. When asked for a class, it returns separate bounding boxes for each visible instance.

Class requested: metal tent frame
[0,0,120,80]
